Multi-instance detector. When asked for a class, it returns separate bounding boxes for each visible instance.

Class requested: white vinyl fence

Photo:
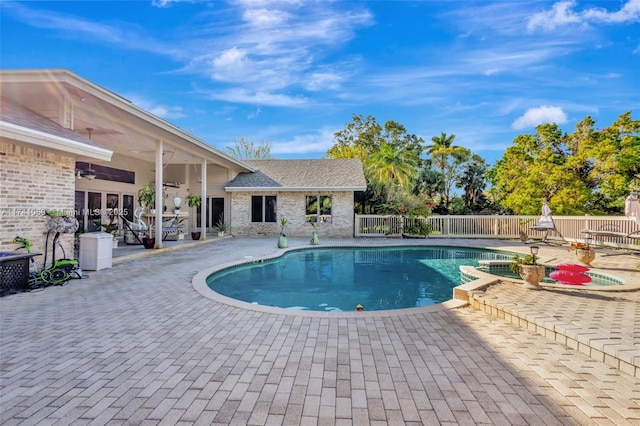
[354,214,639,250]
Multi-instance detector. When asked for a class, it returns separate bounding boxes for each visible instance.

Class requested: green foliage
[404,220,432,236]
[366,143,420,202]
[328,114,426,211]
[509,254,539,274]
[214,215,228,232]
[279,217,288,236]
[425,132,472,211]
[489,112,639,215]
[137,184,156,208]
[186,194,201,208]
[384,192,432,217]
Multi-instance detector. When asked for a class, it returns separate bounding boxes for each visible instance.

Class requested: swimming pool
[206,246,513,312]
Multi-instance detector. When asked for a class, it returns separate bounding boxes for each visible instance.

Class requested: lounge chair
[581,191,640,252]
[161,216,183,241]
[529,202,565,244]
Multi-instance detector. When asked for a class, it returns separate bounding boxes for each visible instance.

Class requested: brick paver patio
[1,237,639,425]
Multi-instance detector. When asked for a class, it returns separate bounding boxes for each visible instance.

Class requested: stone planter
[278,235,288,248]
[575,249,595,265]
[518,265,546,290]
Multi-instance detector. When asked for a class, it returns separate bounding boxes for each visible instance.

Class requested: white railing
[354,214,639,250]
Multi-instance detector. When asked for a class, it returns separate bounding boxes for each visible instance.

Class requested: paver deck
[1,237,639,425]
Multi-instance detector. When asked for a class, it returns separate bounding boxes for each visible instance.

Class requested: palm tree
[366,143,419,202]
[426,132,468,208]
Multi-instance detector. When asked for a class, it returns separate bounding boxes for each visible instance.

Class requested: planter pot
[518,265,546,290]
[575,249,595,265]
[142,237,155,249]
[191,232,201,240]
[519,232,528,243]
[278,235,288,248]
[217,231,224,237]
[310,231,319,245]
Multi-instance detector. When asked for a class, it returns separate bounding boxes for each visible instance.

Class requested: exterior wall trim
[1,121,112,161]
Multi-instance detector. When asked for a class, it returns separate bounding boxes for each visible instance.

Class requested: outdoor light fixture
[530,245,539,265]
[584,237,592,247]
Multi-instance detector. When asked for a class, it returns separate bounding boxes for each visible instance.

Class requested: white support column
[200,159,207,240]
[155,140,164,248]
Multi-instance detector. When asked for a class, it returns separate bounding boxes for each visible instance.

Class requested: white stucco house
[0,69,367,258]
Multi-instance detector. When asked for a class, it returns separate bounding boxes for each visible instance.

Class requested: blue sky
[1,0,639,166]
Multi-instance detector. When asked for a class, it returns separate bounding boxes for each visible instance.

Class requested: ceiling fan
[76,129,98,179]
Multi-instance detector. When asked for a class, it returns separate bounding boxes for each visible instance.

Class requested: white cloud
[127,95,186,120]
[527,0,640,32]
[512,106,568,130]
[247,107,262,119]
[208,88,306,107]
[271,128,336,155]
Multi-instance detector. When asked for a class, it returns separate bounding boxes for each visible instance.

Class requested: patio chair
[529,202,565,244]
[161,216,184,241]
[581,191,640,254]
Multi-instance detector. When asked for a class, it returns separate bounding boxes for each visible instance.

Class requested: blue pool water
[206,246,513,312]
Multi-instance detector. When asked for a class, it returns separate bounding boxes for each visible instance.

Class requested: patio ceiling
[0,69,252,172]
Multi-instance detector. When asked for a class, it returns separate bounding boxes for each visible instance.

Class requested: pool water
[207,246,513,312]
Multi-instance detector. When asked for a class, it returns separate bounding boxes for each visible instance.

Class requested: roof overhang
[1,121,113,162]
[0,69,255,172]
[225,186,367,192]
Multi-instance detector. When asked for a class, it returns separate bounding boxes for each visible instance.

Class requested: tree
[226,137,273,159]
[327,114,426,213]
[366,143,419,202]
[457,154,489,213]
[426,132,470,209]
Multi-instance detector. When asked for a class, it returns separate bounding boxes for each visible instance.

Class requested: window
[251,196,277,222]
[306,195,332,223]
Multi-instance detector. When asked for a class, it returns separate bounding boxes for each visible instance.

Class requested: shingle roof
[226,158,367,191]
[1,96,107,150]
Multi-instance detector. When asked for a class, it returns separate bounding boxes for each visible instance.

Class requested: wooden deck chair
[529,202,565,244]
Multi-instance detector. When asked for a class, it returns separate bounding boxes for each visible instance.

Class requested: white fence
[354,214,639,250]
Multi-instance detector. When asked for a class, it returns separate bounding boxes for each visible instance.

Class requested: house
[0,69,366,257]
[227,159,367,237]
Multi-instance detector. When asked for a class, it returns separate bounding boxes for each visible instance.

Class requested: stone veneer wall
[230,191,355,237]
[0,142,76,264]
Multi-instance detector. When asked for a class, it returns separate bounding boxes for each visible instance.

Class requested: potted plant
[509,247,545,290]
[570,241,595,265]
[187,194,202,240]
[309,217,319,245]
[187,194,201,209]
[214,215,228,237]
[278,217,288,248]
[137,184,156,212]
